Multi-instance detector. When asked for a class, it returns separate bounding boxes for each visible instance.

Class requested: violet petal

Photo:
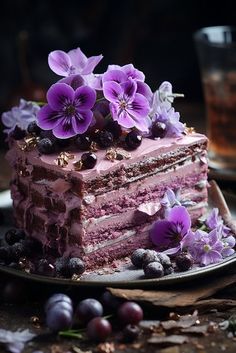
[103,81,122,103]
[37,105,63,130]
[74,86,96,110]
[48,50,71,76]
[103,69,127,84]
[47,83,74,110]
[72,110,93,134]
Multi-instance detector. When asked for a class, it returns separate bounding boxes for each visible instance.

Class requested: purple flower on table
[1,99,40,135]
[151,106,185,138]
[0,328,36,353]
[103,79,150,131]
[221,235,235,258]
[150,81,174,116]
[48,47,103,77]
[103,67,153,102]
[37,82,96,138]
[205,208,230,237]
[150,205,191,251]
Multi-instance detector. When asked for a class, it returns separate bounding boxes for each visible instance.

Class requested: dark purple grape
[76,298,103,324]
[5,228,25,245]
[142,250,160,267]
[46,305,73,332]
[105,120,122,139]
[86,317,112,342]
[81,152,97,169]
[27,121,41,135]
[75,135,91,150]
[175,253,193,271]
[131,249,147,268]
[143,262,164,278]
[97,130,114,148]
[10,126,26,140]
[37,138,55,154]
[45,293,73,313]
[125,131,142,150]
[117,301,143,325]
[68,257,85,276]
[54,257,69,277]
[100,291,122,312]
[122,324,140,343]
[36,259,55,277]
[151,121,167,138]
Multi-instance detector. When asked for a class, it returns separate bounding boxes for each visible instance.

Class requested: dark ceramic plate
[0,182,236,288]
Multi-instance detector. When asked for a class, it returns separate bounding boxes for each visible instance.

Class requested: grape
[46,305,73,332]
[86,317,112,342]
[76,298,103,324]
[117,301,143,325]
[45,293,72,312]
[100,290,122,312]
[122,324,140,343]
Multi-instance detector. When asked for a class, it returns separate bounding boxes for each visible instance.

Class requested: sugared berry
[142,250,160,267]
[144,262,164,278]
[76,298,103,324]
[151,121,167,138]
[117,301,143,326]
[164,266,174,275]
[75,135,91,150]
[122,324,140,343]
[125,131,142,150]
[131,249,147,268]
[68,257,85,276]
[86,317,112,342]
[45,293,72,312]
[37,138,54,154]
[54,257,69,277]
[10,126,26,140]
[36,259,55,277]
[175,253,193,271]
[97,130,114,148]
[5,228,25,245]
[105,120,122,139]
[27,121,41,135]
[81,152,97,169]
[46,304,73,332]
[157,253,172,269]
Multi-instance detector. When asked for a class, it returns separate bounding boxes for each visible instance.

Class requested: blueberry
[142,250,160,267]
[46,305,73,332]
[37,138,54,154]
[54,257,69,277]
[105,120,122,139]
[68,257,85,276]
[45,293,73,312]
[151,121,167,138]
[81,152,97,169]
[36,259,55,277]
[157,253,172,269]
[5,228,25,245]
[131,249,147,268]
[75,135,91,150]
[27,121,41,135]
[100,291,122,312]
[122,324,140,343]
[97,130,114,148]
[10,126,26,140]
[125,131,142,150]
[175,253,193,271]
[143,262,164,278]
[76,298,103,324]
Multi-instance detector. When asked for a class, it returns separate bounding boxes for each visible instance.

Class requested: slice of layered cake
[2,47,208,271]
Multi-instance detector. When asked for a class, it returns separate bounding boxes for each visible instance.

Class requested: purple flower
[103,79,150,131]
[1,99,40,134]
[152,106,185,138]
[205,208,230,237]
[37,83,96,138]
[221,235,235,258]
[103,67,153,102]
[161,188,196,216]
[48,48,103,77]
[0,328,36,353]
[150,205,191,251]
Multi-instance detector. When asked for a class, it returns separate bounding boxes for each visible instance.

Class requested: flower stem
[30,101,46,106]
[96,97,106,103]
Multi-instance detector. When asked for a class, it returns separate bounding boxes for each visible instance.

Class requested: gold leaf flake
[18,135,39,151]
[54,151,75,168]
[105,148,117,161]
[105,147,131,161]
[73,159,83,171]
[90,141,98,151]
[184,126,196,135]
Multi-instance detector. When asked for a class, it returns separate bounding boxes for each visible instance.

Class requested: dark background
[1,0,236,148]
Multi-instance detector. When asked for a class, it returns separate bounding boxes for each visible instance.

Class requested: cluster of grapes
[45,291,143,343]
[131,248,193,278]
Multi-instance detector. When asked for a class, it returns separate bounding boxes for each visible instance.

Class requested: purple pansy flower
[48,47,103,77]
[103,79,150,131]
[205,208,230,237]
[152,106,185,138]
[150,205,191,251]
[37,83,96,138]
[1,99,40,134]
[103,67,153,102]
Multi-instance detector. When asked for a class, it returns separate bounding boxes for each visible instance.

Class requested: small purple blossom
[161,188,196,216]
[221,235,235,258]
[103,79,150,131]
[151,106,185,138]
[48,48,103,77]
[150,205,191,251]
[37,83,96,138]
[0,328,36,353]
[205,208,230,237]
[1,99,40,135]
